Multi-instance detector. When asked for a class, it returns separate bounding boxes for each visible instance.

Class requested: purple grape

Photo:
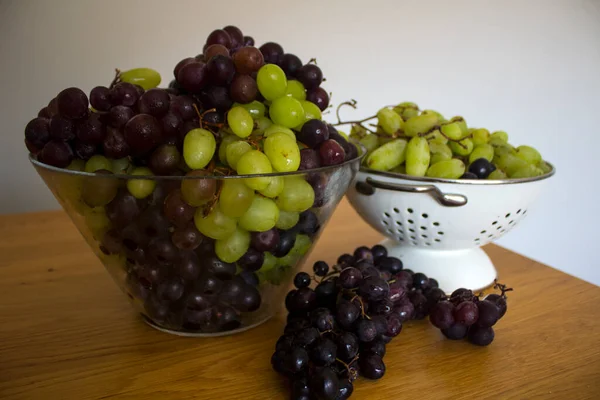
[279,53,302,77]
[103,127,130,159]
[454,300,479,326]
[57,87,89,119]
[49,115,75,141]
[206,54,236,86]
[237,248,264,272]
[429,300,456,329]
[109,82,139,107]
[74,140,96,160]
[170,95,197,121]
[298,119,329,148]
[177,62,209,93]
[76,113,105,144]
[306,87,330,111]
[223,25,243,49]
[124,114,162,156]
[296,64,323,90]
[319,139,345,166]
[107,105,134,129]
[442,323,469,340]
[475,300,500,328]
[24,117,50,151]
[259,42,284,64]
[359,353,386,380]
[243,36,254,46]
[467,325,495,346]
[199,86,232,111]
[251,228,280,252]
[38,140,73,167]
[173,57,196,79]
[338,267,362,289]
[138,89,170,118]
[206,29,232,49]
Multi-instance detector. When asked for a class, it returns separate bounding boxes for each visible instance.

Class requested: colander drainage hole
[412,241,418,245]
[492,221,498,225]
[496,225,503,230]
[421,234,428,238]
[383,220,389,226]
[488,234,493,238]
[505,213,511,218]
[397,229,403,234]
[438,231,444,235]
[409,228,415,233]
[396,221,402,226]
[387,229,394,234]
[517,209,522,214]
[501,229,506,233]
[410,236,416,240]
[433,222,440,226]
[420,226,427,230]
[384,212,390,217]
[393,208,399,213]
[398,237,404,241]
[407,208,414,213]
[422,213,428,218]
[408,219,414,224]
[481,230,487,234]
[523,209,527,214]
[434,239,441,242]
[426,242,431,246]
[509,220,514,225]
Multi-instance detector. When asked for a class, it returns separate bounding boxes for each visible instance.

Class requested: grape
[475,299,500,328]
[84,154,112,172]
[440,122,464,141]
[120,67,161,90]
[510,164,544,178]
[234,100,266,120]
[236,150,273,190]
[49,115,75,142]
[278,53,302,77]
[219,178,254,218]
[299,100,322,125]
[183,128,216,169]
[454,301,479,326]
[164,189,195,227]
[57,87,88,120]
[276,209,300,230]
[204,44,229,60]
[469,143,494,164]
[306,87,329,111]
[426,159,465,179]
[170,95,197,121]
[296,119,328,148]
[74,141,96,160]
[90,86,111,111]
[103,128,130,160]
[285,80,306,101]
[256,64,287,101]
[296,64,323,90]
[223,25,243,48]
[107,105,134,129]
[494,152,528,176]
[449,138,474,156]
[139,88,170,118]
[403,113,438,137]
[194,204,237,240]
[429,300,455,329]
[377,108,403,135]
[293,272,311,289]
[269,96,305,129]
[215,227,250,263]
[309,367,339,400]
[405,136,430,176]
[206,55,236,86]
[232,46,264,74]
[516,145,542,164]
[66,159,85,172]
[468,158,496,179]
[81,170,119,207]
[127,167,156,199]
[472,128,490,145]
[239,195,279,232]
[276,177,314,212]
[109,82,139,107]
[206,29,232,49]
[177,62,208,93]
[227,106,253,138]
[259,42,284,64]
[490,130,508,142]
[38,140,73,168]
[441,323,468,340]
[319,139,345,166]
[226,141,252,170]
[148,144,180,175]
[181,170,217,206]
[24,117,51,152]
[124,114,162,156]
[264,132,300,172]
[365,139,407,171]
[467,326,495,346]
[251,228,280,252]
[218,135,239,165]
[299,148,321,170]
[258,175,284,198]
[199,86,233,111]
[77,113,106,144]
[229,74,258,104]
[485,293,508,318]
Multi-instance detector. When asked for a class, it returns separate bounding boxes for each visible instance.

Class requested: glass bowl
[30,155,362,336]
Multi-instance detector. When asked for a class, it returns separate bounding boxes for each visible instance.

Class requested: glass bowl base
[142,314,274,337]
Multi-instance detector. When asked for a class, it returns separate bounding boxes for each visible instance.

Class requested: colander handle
[361,177,468,207]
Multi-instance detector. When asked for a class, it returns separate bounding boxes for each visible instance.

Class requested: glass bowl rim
[29,149,366,181]
[359,160,555,185]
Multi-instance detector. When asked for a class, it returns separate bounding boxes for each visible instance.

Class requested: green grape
[440,122,465,141]
[85,155,112,173]
[126,167,156,199]
[276,177,314,212]
[269,96,305,128]
[449,138,474,156]
[67,159,85,171]
[391,164,406,174]
[84,206,111,239]
[516,145,542,164]
[421,109,446,122]
[290,234,312,256]
[472,128,490,145]
[111,157,130,174]
[264,132,301,172]
[350,124,368,138]
[537,161,552,174]
[219,134,240,165]
[226,141,252,170]
[299,100,322,125]
[426,159,465,179]
[276,209,300,229]
[285,80,307,101]
[259,175,284,198]
[429,142,452,165]
[234,100,266,119]
[359,134,379,154]
[510,164,544,179]
[337,130,349,140]
[449,116,468,136]
[236,150,273,190]
[219,179,254,218]
[403,113,439,137]
[405,136,430,177]
[377,135,395,146]
[215,227,250,263]
[264,124,296,140]
[487,169,507,180]
[490,131,508,142]
[253,116,272,135]
[493,152,528,176]
[489,137,514,150]
[119,67,161,90]
[277,253,299,267]
[398,101,418,108]
[469,144,494,163]
[256,64,287,101]
[194,204,237,240]
[81,171,119,207]
[183,128,216,170]
[424,129,448,144]
[260,252,277,272]
[227,106,254,138]
[376,108,403,135]
[239,195,280,232]
[393,104,419,120]
[365,139,407,171]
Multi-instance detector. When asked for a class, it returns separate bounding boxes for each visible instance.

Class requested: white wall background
[1,0,598,285]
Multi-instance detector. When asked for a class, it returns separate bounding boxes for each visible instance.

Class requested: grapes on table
[24,25,362,335]
[341,102,551,180]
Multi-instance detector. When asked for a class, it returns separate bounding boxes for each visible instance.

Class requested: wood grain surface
[0,199,599,400]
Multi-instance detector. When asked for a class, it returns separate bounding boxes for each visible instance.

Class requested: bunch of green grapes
[345,102,551,180]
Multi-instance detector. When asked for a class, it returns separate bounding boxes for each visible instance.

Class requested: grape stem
[109,68,121,89]
[493,280,514,298]
[336,356,359,381]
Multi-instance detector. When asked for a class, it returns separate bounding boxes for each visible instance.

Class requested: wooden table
[0,199,598,399]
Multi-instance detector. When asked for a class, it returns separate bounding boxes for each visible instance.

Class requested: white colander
[345,165,555,293]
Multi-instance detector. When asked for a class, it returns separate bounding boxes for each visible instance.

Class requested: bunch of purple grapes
[429,281,512,346]
[271,244,446,400]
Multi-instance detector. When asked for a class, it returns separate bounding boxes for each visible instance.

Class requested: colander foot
[380,239,497,294]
